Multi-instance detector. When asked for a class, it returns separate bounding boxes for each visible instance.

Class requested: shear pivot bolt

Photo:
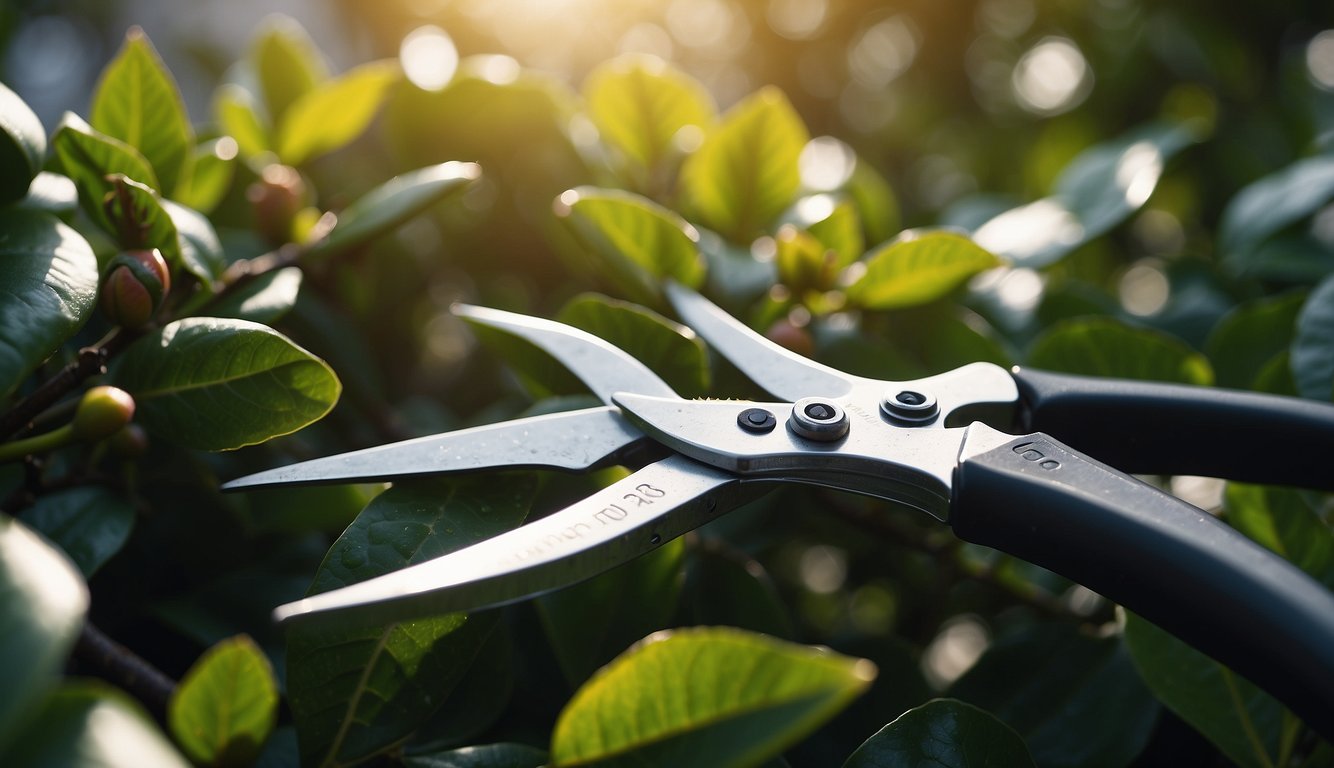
[881,390,939,426]
[737,408,777,433]
[789,397,849,441]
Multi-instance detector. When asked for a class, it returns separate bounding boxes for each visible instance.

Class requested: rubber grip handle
[1011,367,1334,490]
[951,428,1334,740]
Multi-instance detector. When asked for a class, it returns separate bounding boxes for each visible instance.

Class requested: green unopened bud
[247,164,308,245]
[72,386,136,442]
[101,248,170,328]
[107,423,149,458]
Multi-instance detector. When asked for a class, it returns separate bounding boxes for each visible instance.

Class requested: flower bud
[107,423,149,458]
[765,318,815,358]
[72,386,136,442]
[247,164,308,245]
[101,248,170,328]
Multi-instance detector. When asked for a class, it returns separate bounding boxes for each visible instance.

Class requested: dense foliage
[1,10,1332,768]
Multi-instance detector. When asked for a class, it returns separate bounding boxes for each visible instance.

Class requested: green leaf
[406,627,515,753]
[307,161,480,261]
[847,231,1002,310]
[0,209,99,398]
[90,28,193,194]
[948,622,1157,768]
[169,635,278,768]
[549,627,875,767]
[18,487,135,578]
[1124,613,1287,768]
[404,743,547,768]
[1205,291,1305,389]
[846,158,901,246]
[680,87,810,243]
[102,174,181,259]
[287,475,536,768]
[1219,154,1334,271]
[213,84,272,158]
[113,317,340,451]
[277,61,399,166]
[1027,317,1213,385]
[1224,484,1334,589]
[174,138,239,214]
[841,699,1036,768]
[0,81,47,205]
[208,266,302,323]
[16,172,79,216]
[539,537,685,686]
[250,16,329,126]
[973,122,1198,268]
[582,54,715,181]
[5,681,191,768]
[1292,274,1334,401]
[683,540,792,638]
[552,187,706,305]
[50,112,159,232]
[163,199,225,286]
[557,293,710,397]
[0,515,88,751]
[805,198,864,269]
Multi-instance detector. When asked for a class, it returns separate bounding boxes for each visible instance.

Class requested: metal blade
[272,454,747,626]
[455,304,677,403]
[222,407,649,491]
[665,282,855,400]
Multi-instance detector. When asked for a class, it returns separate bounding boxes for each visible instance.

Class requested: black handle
[951,427,1334,740]
[1011,367,1334,490]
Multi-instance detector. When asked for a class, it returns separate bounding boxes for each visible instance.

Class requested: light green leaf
[90,28,193,194]
[775,225,835,297]
[50,112,159,232]
[0,515,88,752]
[404,743,547,768]
[1124,614,1287,768]
[5,681,190,768]
[112,317,340,451]
[209,266,303,324]
[846,158,901,246]
[1292,274,1334,401]
[557,293,709,397]
[250,16,328,126]
[19,487,135,578]
[0,209,98,398]
[847,231,1002,310]
[550,627,875,767]
[1219,154,1334,271]
[1224,484,1333,589]
[213,84,272,158]
[277,61,399,166]
[1027,317,1213,385]
[680,87,810,243]
[1205,291,1305,389]
[841,699,1036,768]
[552,187,706,305]
[169,635,278,768]
[307,161,479,261]
[102,174,182,261]
[287,475,535,768]
[164,199,225,286]
[0,81,47,205]
[805,198,864,269]
[174,138,239,214]
[582,54,715,180]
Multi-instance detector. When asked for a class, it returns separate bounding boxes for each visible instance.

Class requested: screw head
[737,407,777,434]
[881,389,939,425]
[789,397,849,441]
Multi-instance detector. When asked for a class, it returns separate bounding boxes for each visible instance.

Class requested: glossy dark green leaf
[1124,613,1288,768]
[842,699,1035,768]
[163,199,225,285]
[174,138,239,214]
[239,482,374,535]
[847,231,1002,310]
[0,81,46,205]
[1027,317,1213,385]
[683,539,792,638]
[406,626,515,753]
[538,537,685,686]
[973,122,1197,268]
[113,317,340,451]
[90,28,193,194]
[50,112,159,231]
[18,486,134,578]
[1292,274,1334,401]
[0,209,98,398]
[549,627,875,767]
[307,161,480,260]
[5,681,190,768]
[404,743,547,768]
[1224,484,1333,589]
[277,60,399,166]
[948,622,1158,768]
[1205,291,1305,389]
[1219,154,1334,271]
[552,187,706,305]
[250,16,328,126]
[213,85,272,158]
[209,267,303,324]
[287,475,535,768]
[169,635,278,768]
[0,516,88,750]
[557,293,709,397]
[582,54,715,182]
[680,87,810,243]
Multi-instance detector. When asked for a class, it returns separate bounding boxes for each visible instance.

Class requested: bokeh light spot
[400,25,459,91]
[800,136,857,191]
[1012,37,1092,115]
[847,15,919,89]
[1307,30,1334,91]
[767,0,828,41]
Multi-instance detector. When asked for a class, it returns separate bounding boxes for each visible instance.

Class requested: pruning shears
[224,284,1334,739]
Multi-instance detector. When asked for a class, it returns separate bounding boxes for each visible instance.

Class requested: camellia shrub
[1,16,1331,768]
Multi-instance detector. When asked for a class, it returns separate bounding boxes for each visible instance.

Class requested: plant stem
[74,622,177,723]
[0,346,108,440]
[0,424,76,464]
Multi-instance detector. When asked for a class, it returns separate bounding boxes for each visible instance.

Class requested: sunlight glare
[1115,141,1163,208]
[800,136,857,191]
[1012,37,1091,115]
[399,25,459,91]
[1308,30,1334,91]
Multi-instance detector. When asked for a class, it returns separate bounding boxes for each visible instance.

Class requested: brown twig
[74,622,178,723]
[0,347,108,441]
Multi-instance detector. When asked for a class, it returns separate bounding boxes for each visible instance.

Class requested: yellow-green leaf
[1028,317,1214,385]
[550,627,875,767]
[213,85,272,158]
[250,16,328,125]
[50,112,159,232]
[169,635,278,768]
[277,61,399,166]
[173,137,238,214]
[847,231,1002,310]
